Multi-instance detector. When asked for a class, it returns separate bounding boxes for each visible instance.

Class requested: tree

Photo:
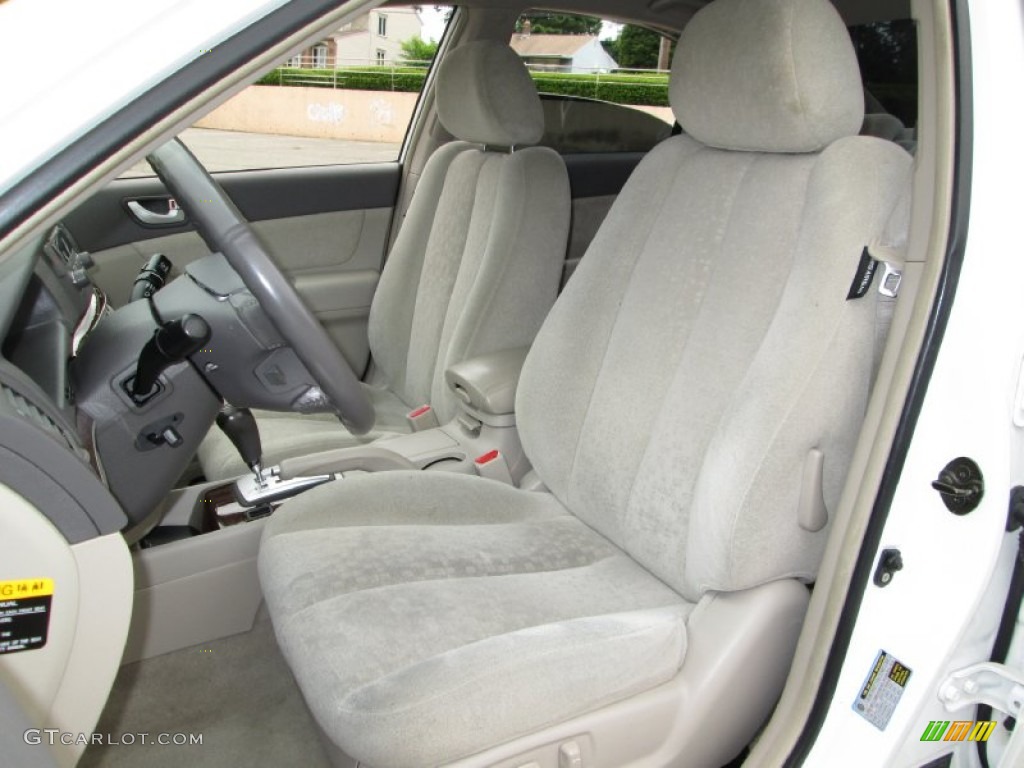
[848,21,917,84]
[516,13,601,35]
[848,20,917,124]
[400,37,439,66]
[615,25,662,69]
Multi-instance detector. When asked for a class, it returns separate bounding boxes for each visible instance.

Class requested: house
[509,26,619,73]
[289,8,424,68]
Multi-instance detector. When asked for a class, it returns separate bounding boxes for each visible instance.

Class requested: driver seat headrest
[435,40,544,147]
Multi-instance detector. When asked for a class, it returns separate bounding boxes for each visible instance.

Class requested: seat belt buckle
[878,261,902,298]
[866,243,904,299]
[474,449,513,484]
[406,404,439,432]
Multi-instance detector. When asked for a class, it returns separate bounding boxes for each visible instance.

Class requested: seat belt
[865,184,912,379]
[868,248,903,381]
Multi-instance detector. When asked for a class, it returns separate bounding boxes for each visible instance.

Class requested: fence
[257,58,672,107]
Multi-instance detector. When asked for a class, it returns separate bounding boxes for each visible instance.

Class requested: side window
[513,11,674,154]
[848,19,918,141]
[120,5,452,178]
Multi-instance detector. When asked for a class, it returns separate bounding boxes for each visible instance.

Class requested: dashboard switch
[160,427,183,447]
[130,253,172,302]
[136,413,186,451]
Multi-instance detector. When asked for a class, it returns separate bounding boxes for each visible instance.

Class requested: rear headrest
[436,41,544,147]
[670,0,864,153]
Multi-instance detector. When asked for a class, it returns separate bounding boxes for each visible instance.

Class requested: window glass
[848,19,918,127]
[120,5,452,177]
[513,11,674,154]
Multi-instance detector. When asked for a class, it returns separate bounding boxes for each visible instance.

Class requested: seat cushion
[197,384,412,481]
[259,472,692,768]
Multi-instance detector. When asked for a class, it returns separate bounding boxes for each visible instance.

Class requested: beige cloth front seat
[258,0,912,765]
[198,41,570,481]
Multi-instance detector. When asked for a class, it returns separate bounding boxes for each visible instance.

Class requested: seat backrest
[368,42,570,422]
[517,0,912,603]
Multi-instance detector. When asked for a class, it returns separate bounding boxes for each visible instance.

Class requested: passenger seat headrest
[670,0,865,153]
[436,41,544,147]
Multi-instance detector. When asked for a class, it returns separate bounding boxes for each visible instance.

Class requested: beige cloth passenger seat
[257,0,914,765]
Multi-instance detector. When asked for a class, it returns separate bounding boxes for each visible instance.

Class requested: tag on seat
[848,245,905,301]
[847,248,879,300]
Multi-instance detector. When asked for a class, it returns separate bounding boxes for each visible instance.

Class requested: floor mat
[80,607,330,768]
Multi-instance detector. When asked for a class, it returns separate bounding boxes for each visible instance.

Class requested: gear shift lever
[216,406,264,486]
[221,405,334,508]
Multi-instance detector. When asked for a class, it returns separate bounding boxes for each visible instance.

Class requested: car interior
[0,0,959,765]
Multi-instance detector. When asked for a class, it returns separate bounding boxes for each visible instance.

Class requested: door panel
[65,163,400,374]
[65,162,400,252]
[293,269,380,370]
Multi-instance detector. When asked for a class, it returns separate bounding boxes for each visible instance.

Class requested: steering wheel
[146,139,374,435]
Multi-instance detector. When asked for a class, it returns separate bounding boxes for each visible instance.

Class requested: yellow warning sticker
[0,579,54,599]
[0,579,54,655]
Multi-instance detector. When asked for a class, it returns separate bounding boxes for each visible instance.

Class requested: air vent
[44,223,82,268]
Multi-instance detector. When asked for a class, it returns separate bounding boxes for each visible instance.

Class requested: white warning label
[852,649,912,730]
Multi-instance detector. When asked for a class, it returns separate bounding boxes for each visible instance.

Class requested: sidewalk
[122,128,401,177]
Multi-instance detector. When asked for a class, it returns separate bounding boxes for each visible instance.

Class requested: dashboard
[0,222,221,538]
[0,213,331,540]
[0,225,127,542]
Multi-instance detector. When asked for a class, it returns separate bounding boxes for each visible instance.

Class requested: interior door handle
[127,199,186,226]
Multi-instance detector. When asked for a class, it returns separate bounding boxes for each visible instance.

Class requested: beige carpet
[80,608,330,768]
